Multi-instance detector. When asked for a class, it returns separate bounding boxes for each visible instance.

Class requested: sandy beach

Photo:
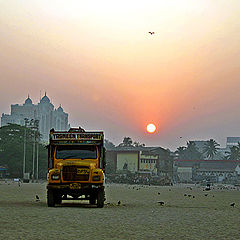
[0,181,239,240]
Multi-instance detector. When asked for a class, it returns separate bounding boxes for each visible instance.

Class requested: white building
[1,94,70,141]
[226,137,240,148]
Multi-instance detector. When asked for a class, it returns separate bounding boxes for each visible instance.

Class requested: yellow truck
[47,127,106,207]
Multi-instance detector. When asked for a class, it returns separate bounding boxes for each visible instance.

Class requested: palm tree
[118,137,133,147]
[175,146,186,160]
[184,141,203,160]
[225,143,240,160]
[159,149,174,178]
[203,139,220,160]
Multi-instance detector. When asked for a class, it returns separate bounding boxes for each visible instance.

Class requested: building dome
[24,95,32,105]
[57,105,63,112]
[40,93,50,104]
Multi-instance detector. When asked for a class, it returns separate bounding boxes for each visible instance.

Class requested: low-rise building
[105,146,171,176]
[177,167,192,182]
[116,150,139,173]
[226,137,240,148]
[139,152,158,175]
[175,159,240,183]
[0,166,8,178]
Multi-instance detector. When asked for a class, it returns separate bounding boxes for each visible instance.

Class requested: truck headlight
[52,175,60,180]
[92,175,100,181]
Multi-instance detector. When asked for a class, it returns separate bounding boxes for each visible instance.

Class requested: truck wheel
[55,195,62,205]
[47,190,55,207]
[97,190,104,208]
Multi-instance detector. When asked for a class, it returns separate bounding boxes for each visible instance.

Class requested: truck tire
[97,190,104,208]
[47,190,55,207]
[55,195,62,205]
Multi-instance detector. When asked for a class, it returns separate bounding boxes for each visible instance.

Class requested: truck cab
[47,127,106,207]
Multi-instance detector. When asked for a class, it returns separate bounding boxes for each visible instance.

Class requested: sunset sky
[0,0,240,150]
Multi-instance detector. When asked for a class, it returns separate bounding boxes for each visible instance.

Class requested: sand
[0,181,239,240]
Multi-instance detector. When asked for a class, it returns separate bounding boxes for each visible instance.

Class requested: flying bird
[117,201,121,205]
[149,32,155,35]
[35,195,40,202]
[230,203,235,207]
[158,201,164,206]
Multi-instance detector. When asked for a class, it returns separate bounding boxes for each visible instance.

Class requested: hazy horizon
[1,0,240,150]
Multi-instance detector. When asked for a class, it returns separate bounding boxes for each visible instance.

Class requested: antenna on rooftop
[40,90,42,101]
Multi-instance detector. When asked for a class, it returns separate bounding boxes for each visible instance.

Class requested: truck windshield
[55,145,97,159]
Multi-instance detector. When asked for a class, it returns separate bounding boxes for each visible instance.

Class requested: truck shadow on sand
[54,202,99,208]
[47,201,129,208]
[0,201,99,208]
[16,201,104,208]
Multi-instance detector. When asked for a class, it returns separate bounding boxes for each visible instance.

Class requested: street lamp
[23,118,40,183]
[35,120,39,181]
[30,119,39,182]
[23,118,29,179]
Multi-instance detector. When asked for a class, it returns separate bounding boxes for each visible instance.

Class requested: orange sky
[0,0,240,149]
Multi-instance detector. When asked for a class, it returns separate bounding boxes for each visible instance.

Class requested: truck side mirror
[103,147,106,169]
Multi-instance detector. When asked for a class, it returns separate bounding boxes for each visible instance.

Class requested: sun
[146,123,156,133]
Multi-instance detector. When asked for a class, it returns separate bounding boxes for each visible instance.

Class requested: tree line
[106,137,240,161]
[0,124,48,178]
[1,124,239,178]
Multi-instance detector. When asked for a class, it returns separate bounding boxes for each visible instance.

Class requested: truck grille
[62,166,89,181]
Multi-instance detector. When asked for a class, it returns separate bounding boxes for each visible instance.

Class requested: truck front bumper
[47,183,104,190]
